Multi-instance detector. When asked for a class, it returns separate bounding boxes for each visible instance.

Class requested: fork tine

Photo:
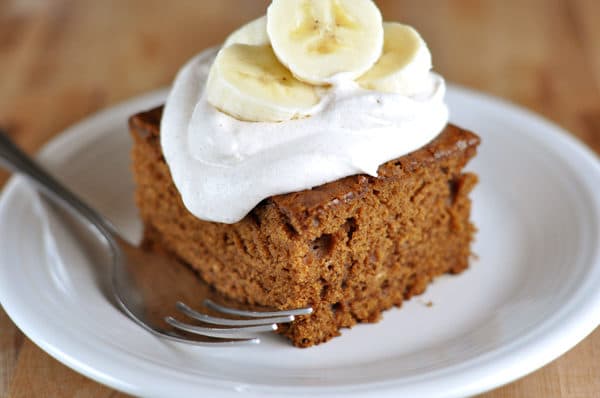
[203,299,313,318]
[160,330,261,346]
[165,316,278,338]
[176,302,295,326]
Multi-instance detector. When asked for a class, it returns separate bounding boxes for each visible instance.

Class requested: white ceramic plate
[1,87,599,398]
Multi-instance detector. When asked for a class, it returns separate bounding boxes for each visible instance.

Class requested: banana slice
[357,22,432,95]
[206,44,321,122]
[223,16,269,48]
[267,0,383,85]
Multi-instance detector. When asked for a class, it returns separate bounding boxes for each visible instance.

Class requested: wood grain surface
[1,0,599,397]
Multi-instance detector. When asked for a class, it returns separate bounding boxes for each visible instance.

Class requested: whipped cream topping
[161,47,449,223]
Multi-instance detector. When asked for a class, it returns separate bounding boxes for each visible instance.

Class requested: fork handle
[0,129,116,240]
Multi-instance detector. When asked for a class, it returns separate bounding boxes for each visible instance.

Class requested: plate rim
[0,85,599,398]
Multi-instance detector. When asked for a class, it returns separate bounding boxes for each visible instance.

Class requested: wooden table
[1,1,598,396]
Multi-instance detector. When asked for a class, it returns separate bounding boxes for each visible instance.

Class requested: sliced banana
[206,44,321,122]
[267,0,383,85]
[223,16,269,48]
[357,22,432,95]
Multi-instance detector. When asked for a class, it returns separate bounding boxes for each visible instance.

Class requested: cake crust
[129,107,480,347]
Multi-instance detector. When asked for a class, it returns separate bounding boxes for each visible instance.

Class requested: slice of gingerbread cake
[129,107,479,347]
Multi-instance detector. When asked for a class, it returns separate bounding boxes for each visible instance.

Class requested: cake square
[129,107,479,347]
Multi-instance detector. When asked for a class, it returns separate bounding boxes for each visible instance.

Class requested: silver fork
[0,130,312,345]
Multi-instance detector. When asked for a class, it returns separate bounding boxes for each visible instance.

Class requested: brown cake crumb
[129,107,480,347]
